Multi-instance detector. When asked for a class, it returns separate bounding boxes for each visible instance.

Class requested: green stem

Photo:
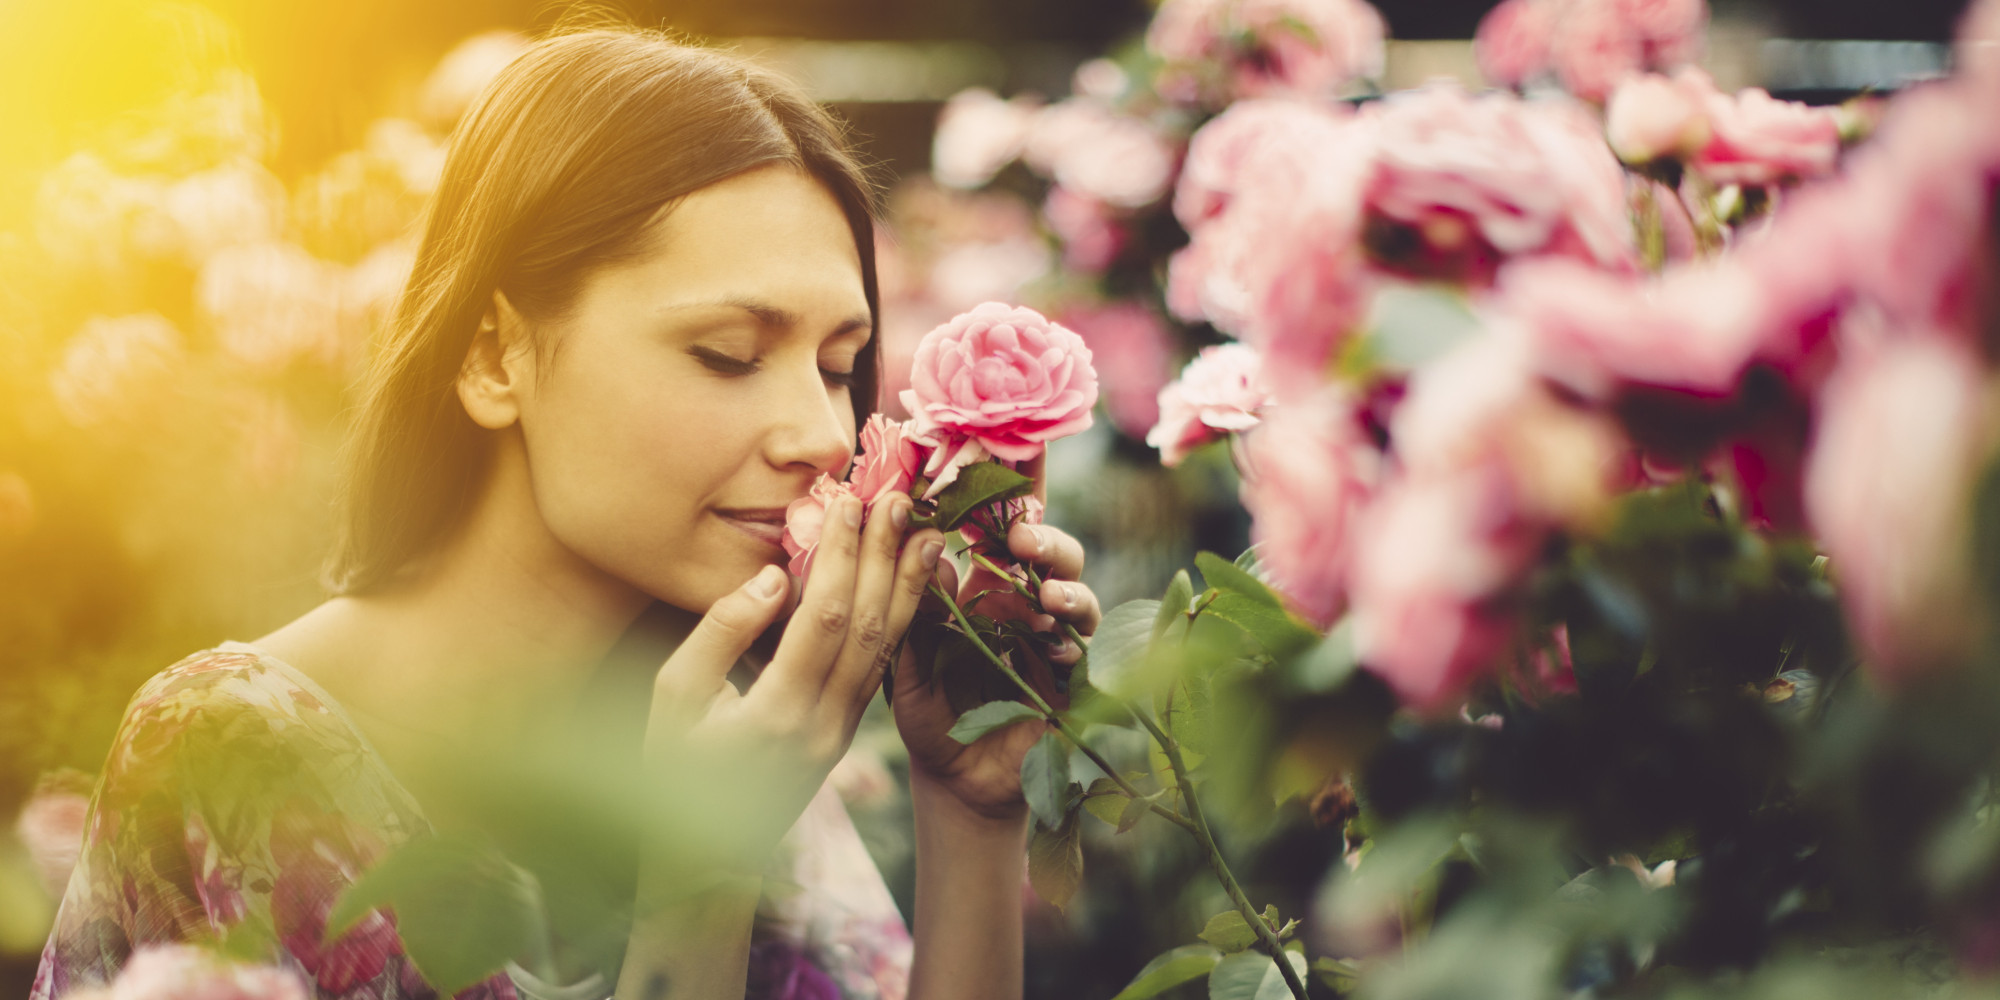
[931,570,1306,1000]
[927,583,1196,836]
[968,551,1091,668]
[1140,713,1309,1000]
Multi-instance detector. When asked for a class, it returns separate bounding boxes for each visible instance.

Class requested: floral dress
[31,644,913,1000]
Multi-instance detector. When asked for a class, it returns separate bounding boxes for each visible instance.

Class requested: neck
[260,433,658,733]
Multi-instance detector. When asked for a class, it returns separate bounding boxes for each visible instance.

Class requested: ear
[457,290,535,430]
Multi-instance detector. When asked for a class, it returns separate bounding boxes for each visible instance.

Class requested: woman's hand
[891,519,1103,822]
[642,492,943,872]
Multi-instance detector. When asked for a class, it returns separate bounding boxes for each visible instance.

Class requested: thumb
[651,565,789,730]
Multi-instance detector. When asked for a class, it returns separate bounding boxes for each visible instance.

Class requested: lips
[714,507,789,549]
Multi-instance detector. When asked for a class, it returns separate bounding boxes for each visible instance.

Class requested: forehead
[623,165,867,310]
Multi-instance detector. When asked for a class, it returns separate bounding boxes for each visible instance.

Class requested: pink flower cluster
[783,304,1099,578]
[1606,69,1844,186]
[1160,0,2000,708]
[1476,0,1708,101]
[1147,0,1387,105]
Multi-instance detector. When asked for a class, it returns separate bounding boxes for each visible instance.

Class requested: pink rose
[1183,108,1378,394]
[1229,0,1387,100]
[16,770,91,899]
[784,474,861,579]
[1147,0,1231,65]
[931,88,1040,190]
[1805,334,1988,682]
[1023,100,1177,209]
[1238,389,1380,625]
[1148,342,1273,466]
[1363,85,1636,279]
[1475,0,1555,89]
[1043,186,1126,274]
[1060,302,1175,439]
[1552,0,1647,103]
[1605,72,1710,164]
[1348,472,1525,709]
[1688,75,1842,187]
[101,945,309,1000]
[899,302,1099,471]
[1614,0,1707,45]
[1175,98,1348,231]
[851,414,925,505]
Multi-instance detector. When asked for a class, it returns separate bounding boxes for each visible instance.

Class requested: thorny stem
[930,559,1308,999]
[927,583,1196,836]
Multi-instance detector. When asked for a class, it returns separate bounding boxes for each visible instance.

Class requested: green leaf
[1204,592,1319,659]
[1196,551,1283,607]
[1155,570,1195,640]
[1084,599,1163,699]
[1022,731,1073,829]
[1311,957,1360,993]
[1288,621,1358,693]
[1208,950,1308,1000]
[328,836,549,996]
[1110,945,1224,1000]
[1198,910,1259,953]
[1083,778,1130,827]
[931,461,1035,532]
[1118,793,1152,833]
[947,700,1042,744]
[1027,810,1084,910]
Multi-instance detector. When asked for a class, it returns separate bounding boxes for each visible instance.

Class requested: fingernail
[921,539,944,567]
[1057,581,1077,607]
[751,565,784,599]
[841,497,863,528]
[891,495,913,522]
[1031,525,1050,558]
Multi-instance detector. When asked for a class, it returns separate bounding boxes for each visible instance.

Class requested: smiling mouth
[714,508,788,549]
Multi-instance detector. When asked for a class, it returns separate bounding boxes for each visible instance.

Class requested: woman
[32,26,1103,1000]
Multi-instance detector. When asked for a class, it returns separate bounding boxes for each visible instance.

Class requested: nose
[762,361,856,478]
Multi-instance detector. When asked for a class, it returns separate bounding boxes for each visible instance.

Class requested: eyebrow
[662,296,872,340]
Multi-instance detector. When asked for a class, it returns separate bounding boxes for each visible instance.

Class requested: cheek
[517,357,770,604]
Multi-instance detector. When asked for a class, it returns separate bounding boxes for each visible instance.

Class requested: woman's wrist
[908,764,1031,831]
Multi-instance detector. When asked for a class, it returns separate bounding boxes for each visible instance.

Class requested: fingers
[1038,577,1102,636]
[824,495,920,711]
[757,494,864,714]
[845,524,945,720]
[651,565,789,733]
[1008,522,1085,581]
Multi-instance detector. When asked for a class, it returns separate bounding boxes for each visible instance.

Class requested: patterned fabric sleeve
[30,649,516,1000]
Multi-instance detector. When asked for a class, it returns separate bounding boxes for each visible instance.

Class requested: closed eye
[821,367,858,389]
[689,345,760,376]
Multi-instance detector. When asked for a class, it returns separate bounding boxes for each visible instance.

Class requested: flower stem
[928,575,1307,1000]
[926,583,1195,835]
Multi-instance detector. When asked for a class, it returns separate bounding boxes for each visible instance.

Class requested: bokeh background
[0,0,1975,995]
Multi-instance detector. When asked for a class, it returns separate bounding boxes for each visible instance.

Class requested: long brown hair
[325,27,881,595]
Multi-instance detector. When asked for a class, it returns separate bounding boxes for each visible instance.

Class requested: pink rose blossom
[1363,85,1636,279]
[1182,109,1379,394]
[931,88,1040,190]
[99,945,309,1000]
[1348,472,1524,709]
[1023,101,1177,209]
[851,414,925,505]
[1043,186,1126,274]
[1614,0,1708,48]
[1605,72,1710,164]
[899,302,1100,478]
[1688,74,1842,187]
[1175,99,1349,231]
[1148,342,1273,466]
[1552,1,1647,103]
[1229,0,1388,100]
[784,475,861,579]
[1060,302,1175,439]
[1238,389,1379,625]
[1806,334,1988,682]
[1475,0,1556,89]
[17,770,91,899]
[1146,0,1385,103]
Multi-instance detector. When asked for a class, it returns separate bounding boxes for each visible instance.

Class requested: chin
[638,539,784,614]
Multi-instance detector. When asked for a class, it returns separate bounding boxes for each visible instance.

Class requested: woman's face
[504,165,869,613]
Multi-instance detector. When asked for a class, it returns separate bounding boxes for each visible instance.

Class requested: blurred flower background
[0,0,1987,996]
